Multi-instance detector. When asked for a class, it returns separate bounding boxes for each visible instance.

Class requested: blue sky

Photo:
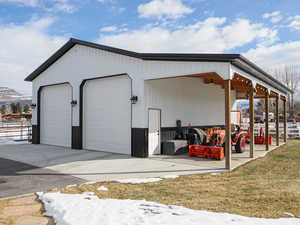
[0,0,299,95]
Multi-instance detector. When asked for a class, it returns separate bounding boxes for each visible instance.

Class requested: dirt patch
[0,194,54,225]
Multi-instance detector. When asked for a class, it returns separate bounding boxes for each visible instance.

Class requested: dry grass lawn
[60,140,300,218]
[1,140,299,224]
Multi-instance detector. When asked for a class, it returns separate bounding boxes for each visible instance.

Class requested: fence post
[20,121,23,140]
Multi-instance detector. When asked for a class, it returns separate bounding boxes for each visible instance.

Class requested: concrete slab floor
[0,142,285,185]
[151,142,285,171]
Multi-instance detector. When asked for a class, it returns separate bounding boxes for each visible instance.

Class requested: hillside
[0,87,31,105]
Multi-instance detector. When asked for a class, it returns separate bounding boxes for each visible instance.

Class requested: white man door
[148,109,161,155]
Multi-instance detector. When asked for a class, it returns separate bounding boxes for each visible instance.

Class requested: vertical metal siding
[82,75,131,154]
[40,83,72,147]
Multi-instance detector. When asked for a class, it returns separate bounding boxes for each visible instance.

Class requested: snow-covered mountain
[0,87,31,104]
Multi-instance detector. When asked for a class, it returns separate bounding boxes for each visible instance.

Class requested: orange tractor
[187,125,246,160]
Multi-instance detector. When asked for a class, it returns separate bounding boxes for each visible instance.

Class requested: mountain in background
[0,87,32,105]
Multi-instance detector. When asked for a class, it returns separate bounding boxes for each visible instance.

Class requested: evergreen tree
[16,102,22,113]
[0,105,6,114]
[10,102,17,113]
[23,104,30,113]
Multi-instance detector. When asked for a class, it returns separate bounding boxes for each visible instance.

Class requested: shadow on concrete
[5,167,226,177]
[0,157,85,198]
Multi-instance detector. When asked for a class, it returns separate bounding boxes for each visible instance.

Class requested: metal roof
[24,38,292,94]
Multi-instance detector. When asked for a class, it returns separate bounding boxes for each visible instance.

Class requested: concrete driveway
[0,144,112,198]
[0,144,225,198]
[0,142,284,198]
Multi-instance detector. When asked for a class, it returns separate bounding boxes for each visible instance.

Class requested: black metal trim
[131,128,148,158]
[24,38,238,82]
[72,126,81,149]
[161,125,225,130]
[24,38,291,94]
[32,124,40,144]
[231,59,292,94]
[79,74,133,152]
[35,82,72,146]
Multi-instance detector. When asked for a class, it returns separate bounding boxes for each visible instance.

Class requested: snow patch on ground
[161,175,179,179]
[66,184,77,188]
[210,173,220,176]
[97,186,108,191]
[82,192,95,196]
[79,181,97,186]
[0,139,29,145]
[116,178,162,184]
[39,193,300,225]
[284,212,295,217]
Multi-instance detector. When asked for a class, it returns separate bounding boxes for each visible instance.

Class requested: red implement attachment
[254,127,272,145]
[189,145,224,160]
[245,127,272,145]
[254,136,272,145]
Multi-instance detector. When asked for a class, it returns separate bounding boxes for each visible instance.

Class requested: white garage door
[40,83,72,147]
[83,75,131,154]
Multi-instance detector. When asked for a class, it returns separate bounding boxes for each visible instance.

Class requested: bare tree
[271,64,300,118]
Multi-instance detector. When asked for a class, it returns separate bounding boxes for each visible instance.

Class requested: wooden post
[249,89,254,158]
[283,99,287,142]
[265,92,269,151]
[275,96,279,146]
[224,80,232,170]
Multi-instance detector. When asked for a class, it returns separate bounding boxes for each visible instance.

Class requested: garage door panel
[83,76,131,154]
[40,84,72,147]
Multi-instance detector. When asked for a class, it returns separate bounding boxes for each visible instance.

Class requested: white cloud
[288,15,300,30]
[96,0,125,14]
[97,17,277,53]
[0,0,39,7]
[244,41,300,68]
[138,0,194,19]
[0,0,77,13]
[99,25,128,33]
[50,0,77,13]
[262,11,283,23]
[97,0,114,2]
[110,5,125,13]
[100,26,118,32]
[0,17,67,94]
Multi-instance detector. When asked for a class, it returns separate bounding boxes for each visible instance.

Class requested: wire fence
[0,120,32,141]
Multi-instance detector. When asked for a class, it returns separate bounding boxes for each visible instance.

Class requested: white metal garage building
[25,38,292,170]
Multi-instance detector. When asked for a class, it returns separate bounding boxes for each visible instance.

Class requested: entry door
[148,109,161,155]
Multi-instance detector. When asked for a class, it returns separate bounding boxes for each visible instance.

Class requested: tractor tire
[236,136,246,153]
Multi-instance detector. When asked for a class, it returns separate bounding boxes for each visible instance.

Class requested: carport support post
[275,96,280,146]
[265,92,269,151]
[283,99,287,142]
[224,80,232,170]
[249,89,254,158]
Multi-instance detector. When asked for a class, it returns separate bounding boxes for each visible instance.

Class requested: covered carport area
[143,56,292,170]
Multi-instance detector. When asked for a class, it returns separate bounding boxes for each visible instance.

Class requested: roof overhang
[24,38,293,95]
[231,57,292,95]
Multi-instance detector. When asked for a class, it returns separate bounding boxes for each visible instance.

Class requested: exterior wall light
[130,96,138,104]
[71,100,77,107]
[30,103,37,109]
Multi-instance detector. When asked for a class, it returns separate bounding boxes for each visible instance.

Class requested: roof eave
[231,58,293,95]
[24,39,76,82]
[23,38,293,96]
